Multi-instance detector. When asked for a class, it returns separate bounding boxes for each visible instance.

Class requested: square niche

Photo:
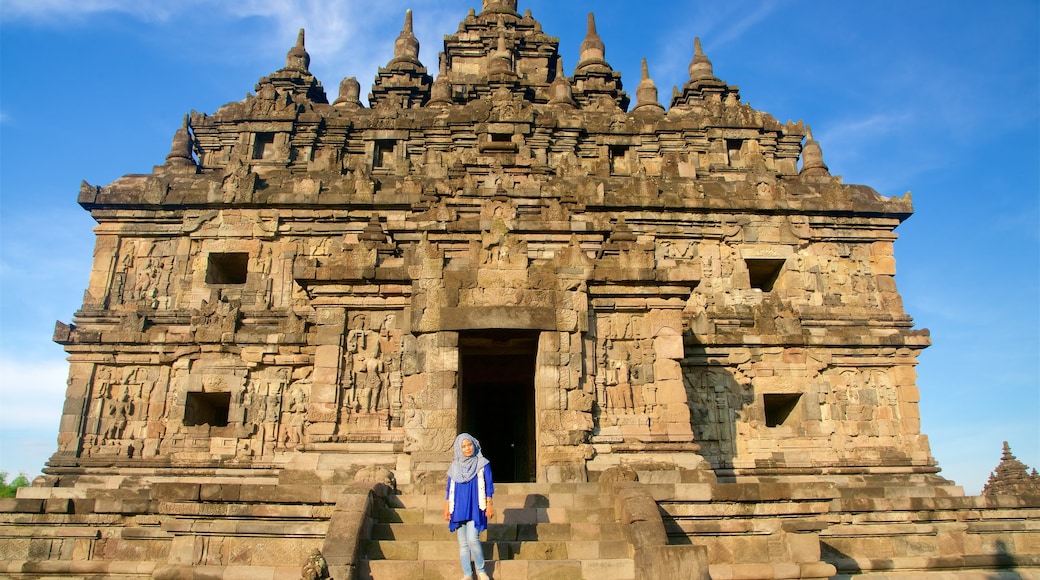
[205,252,249,285]
[763,393,801,428]
[745,258,785,292]
[183,392,231,427]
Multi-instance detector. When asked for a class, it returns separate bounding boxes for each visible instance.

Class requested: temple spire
[548,58,577,108]
[577,13,606,69]
[633,58,664,113]
[671,36,736,109]
[800,126,830,176]
[285,28,310,72]
[688,37,714,80]
[391,9,421,66]
[333,77,363,108]
[427,53,453,107]
[488,31,515,76]
[163,114,196,171]
[481,0,518,15]
[570,11,629,110]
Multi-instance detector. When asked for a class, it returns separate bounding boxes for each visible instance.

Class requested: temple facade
[52,4,931,486]
[4,2,1037,579]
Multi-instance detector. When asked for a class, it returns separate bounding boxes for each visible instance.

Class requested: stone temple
[3,2,1038,578]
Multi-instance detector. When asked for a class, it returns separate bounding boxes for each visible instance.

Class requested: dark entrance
[458,330,537,483]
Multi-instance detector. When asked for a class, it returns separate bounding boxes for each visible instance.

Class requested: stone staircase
[359,482,637,580]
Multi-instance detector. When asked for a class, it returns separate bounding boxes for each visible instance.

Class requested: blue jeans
[455,520,486,577]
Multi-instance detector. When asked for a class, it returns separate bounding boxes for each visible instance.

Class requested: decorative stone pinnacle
[286,28,311,71]
[164,113,195,167]
[392,9,421,65]
[634,58,664,112]
[548,58,577,108]
[333,76,363,108]
[427,53,452,107]
[488,31,514,76]
[360,216,387,242]
[800,125,830,176]
[578,12,606,68]
[688,37,714,80]
[481,0,518,14]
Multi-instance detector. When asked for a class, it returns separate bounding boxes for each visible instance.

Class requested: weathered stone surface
[5,2,1038,579]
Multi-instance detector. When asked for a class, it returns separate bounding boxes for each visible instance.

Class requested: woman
[443,433,495,580]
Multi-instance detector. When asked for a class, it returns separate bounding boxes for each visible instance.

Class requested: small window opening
[373,140,395,169]
[253,133,276,160]
[609,145,631,175]
[184,392,231,427]
[726,138,744,167]
[764,393,801,427]
[480,132,517,152]
[206,252,249,285]
[746,258,785,292]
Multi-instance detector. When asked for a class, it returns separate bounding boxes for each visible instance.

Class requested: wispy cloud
[703,3,782,50]
[0,357,68,430]
[0,0,202,22]
[648,2,784,109]
[814,112,909,148]
[0,0,463,108]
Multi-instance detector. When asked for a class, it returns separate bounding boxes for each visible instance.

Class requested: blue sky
[0,0,1036,495]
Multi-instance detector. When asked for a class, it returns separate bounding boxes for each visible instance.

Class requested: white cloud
[211,1,483,106]
[0,0,202,22]
[0,356,66,477]
[645,2,786,116]
[704,3,781,50]
[814,112,909,148]
[0,357,68,430]
[3,0,463,109]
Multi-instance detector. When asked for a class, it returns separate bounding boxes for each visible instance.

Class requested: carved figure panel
[682,365,749,461]
[340,312,405,435]
[113,239,177,309]
[83,365,166,459]
[592,313,665,438]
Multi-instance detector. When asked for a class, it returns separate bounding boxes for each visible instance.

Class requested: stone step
[360,483,635,579]
[365,538,632,561]
[370,521,626,543]
[389,488,606,507]
[360,556,635,580]
[376,504,616,527]
[396,482,605,498]
[159,500,333,519]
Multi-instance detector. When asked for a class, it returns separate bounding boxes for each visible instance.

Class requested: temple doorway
[458,330,537,483]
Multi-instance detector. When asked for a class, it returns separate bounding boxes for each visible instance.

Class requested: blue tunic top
[445,463,494,532]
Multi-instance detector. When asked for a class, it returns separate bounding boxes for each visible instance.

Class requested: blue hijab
[447,433,490,483]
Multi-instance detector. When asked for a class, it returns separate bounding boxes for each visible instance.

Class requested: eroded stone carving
[52,5,931,491]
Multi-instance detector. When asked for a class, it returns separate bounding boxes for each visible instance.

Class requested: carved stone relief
[682,365,749,462]
[82,365,165,459]
[339,312,405,436]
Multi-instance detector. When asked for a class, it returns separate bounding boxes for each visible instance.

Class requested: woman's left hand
[485,500,494,521]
